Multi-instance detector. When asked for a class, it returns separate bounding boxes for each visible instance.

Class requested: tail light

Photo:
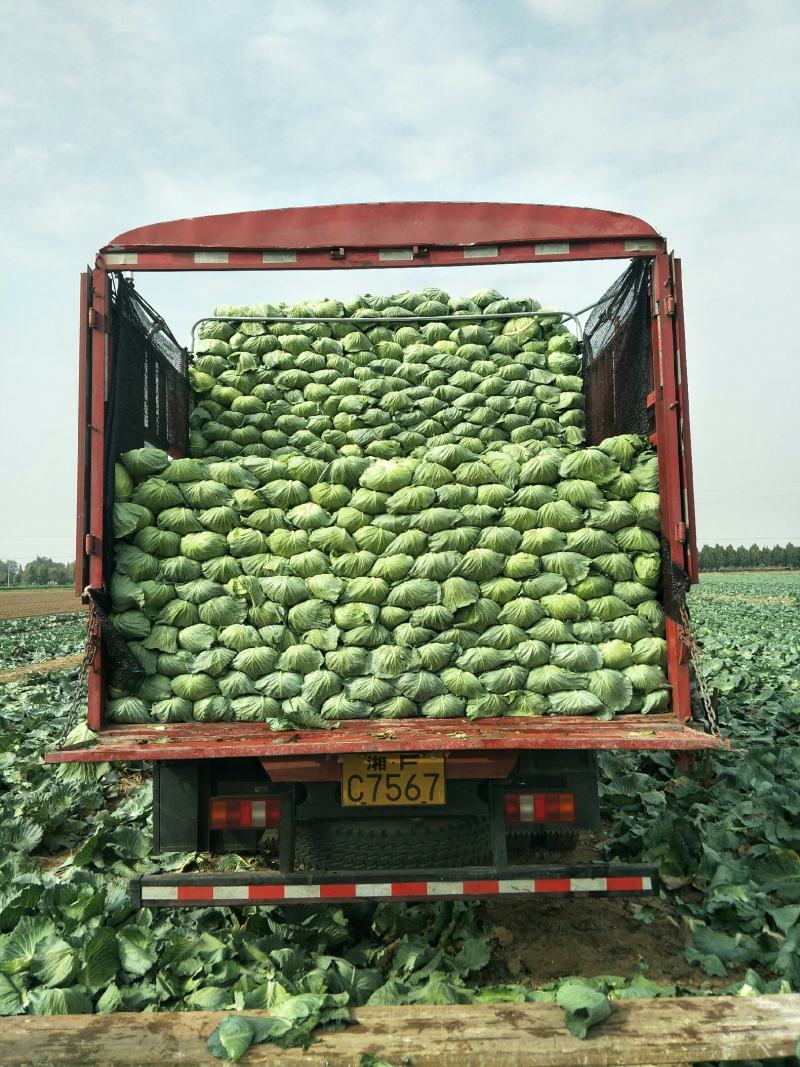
[504,791,576,824]
[210,796,281,830]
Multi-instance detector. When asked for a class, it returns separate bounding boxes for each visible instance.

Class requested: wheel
[295,816,491,870]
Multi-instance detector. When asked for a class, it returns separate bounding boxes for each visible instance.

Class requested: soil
[479,832,744,992]
[0,589,86,620]
[0,654,82,683]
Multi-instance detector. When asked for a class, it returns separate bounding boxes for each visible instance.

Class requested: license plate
[341,754,445,807]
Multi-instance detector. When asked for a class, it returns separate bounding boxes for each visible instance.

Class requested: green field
[0,572,798,1045]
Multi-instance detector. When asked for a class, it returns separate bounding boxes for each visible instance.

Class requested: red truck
[48,202,727,908]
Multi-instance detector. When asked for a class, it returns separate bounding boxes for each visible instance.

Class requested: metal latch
[88,307,98,328]
[675,521,687,543]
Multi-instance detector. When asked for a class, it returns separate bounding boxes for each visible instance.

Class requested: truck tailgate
[45,715,728,763]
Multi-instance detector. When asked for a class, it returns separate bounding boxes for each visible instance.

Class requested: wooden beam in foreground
[1,994,797,1067]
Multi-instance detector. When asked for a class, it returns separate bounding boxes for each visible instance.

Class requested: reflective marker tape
[284,885,321,900]
[262,250,297,263]
[463,245,498,259]
[378,248,414,261]
[213,886,250,902]
[625,238,660,252]
[428,881,469,896]
[570,877,608,893]
[194,251,229,263]
[140,875,652,905]
[142,885,179,901]
[356,882,393,898]
[534,241,569,255]
[105,252,138,266]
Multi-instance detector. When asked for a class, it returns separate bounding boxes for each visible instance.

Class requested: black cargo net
[584,261,692,622]
[583,259,652,443]
[101,279,189,680]
[660,536,691,623]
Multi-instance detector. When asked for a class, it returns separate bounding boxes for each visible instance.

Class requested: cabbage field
[108,291,667,729]
[0,570,798,1053]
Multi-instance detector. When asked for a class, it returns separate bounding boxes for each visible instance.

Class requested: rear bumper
[46,715,728,764]
[132,862,657,908]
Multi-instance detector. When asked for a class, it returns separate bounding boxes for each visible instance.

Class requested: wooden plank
[1,995,798,1066]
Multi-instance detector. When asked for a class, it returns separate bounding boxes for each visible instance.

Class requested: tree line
[0,558,75,586]
[698,543,800,571]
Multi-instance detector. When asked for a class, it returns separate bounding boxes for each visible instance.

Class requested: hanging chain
[57,597,100,747]
[679,601,720,737]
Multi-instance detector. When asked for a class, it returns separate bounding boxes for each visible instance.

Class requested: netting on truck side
[582,258,652,442]
[582,261,692,628]
[101,278,190,688]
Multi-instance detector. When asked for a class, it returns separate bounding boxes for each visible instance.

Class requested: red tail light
[504,791,576,824]
[210,797,281,830]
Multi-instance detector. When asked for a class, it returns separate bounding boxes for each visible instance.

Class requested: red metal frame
[75,270,92,597]
[100,202,664,272]
[673,258,699,583]
[649,254,697,722]
[70,201,704,761]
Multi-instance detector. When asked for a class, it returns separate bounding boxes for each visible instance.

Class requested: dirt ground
[480,834,741,991]
[0,654,82,683]
[0,589,86,620]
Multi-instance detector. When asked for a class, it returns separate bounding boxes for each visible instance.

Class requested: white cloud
[0,0,799,557]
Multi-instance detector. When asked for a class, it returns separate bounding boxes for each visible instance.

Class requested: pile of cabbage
[108,288,666,727]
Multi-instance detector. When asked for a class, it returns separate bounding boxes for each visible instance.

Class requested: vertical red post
[672,258,699,583]
[650,254,692,722]
[86,267,108,731]
[75,271,92,597]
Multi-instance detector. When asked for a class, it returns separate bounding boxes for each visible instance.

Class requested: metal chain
[56,599,99,747]
[679,601,720,737]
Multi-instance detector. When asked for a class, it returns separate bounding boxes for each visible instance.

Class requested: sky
[0,0,798,566]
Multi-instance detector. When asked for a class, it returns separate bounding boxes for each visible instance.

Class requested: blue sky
[1,0,798,564]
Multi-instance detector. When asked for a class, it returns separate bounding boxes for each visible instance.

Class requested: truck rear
[50,202,726,907]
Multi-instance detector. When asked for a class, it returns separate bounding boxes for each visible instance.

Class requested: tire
[295,816,491,870]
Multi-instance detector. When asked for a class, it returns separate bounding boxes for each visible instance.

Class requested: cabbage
[120,447,170,479]
[631,637,667,667]
[547,690,606,715]
[321,693,371,720]
[171,673,219,701]
[112,610,150,641]
[107,696,151,723]
[113,503,153,539]
[217,624,261,651]
[624,663,668,692]
[599,640,634,669]
[111,288,665,726]
[527,665,584,694]
[193,696,233,721]
[422,694,465,718]
[180,532,228,561]
[198,596,248,627]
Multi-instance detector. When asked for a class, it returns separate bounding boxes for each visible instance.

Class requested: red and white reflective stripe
[140,875,652,905]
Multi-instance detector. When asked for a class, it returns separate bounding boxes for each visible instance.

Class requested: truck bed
[44,714,727,763]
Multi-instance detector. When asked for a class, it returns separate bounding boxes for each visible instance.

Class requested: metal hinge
[88,307,98,328]
[665,295,675,316]
[675,521,687,544]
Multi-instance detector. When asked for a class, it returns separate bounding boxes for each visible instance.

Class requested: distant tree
[21,557,67,586]
[0,560,21,585]
[65,561,76,584]
[734,545,750,568]
[698,542,799,571]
